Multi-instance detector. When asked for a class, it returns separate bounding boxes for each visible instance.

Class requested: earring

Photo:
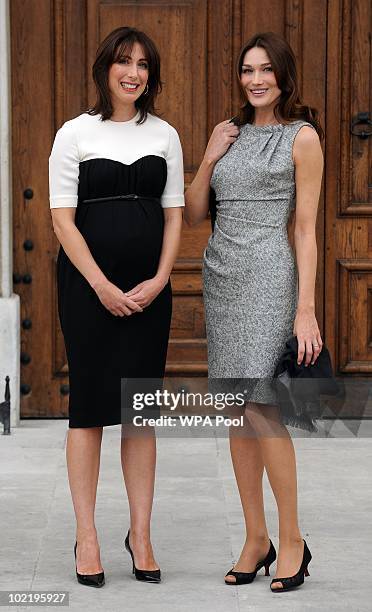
[143,84,149,95]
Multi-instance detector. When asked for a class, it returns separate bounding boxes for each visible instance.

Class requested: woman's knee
[244,402,285,436]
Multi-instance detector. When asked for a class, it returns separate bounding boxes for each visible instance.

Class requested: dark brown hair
[235,32,324,140]
[87,26,162,124]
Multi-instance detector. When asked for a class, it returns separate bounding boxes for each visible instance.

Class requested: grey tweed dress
[203,120,314,408]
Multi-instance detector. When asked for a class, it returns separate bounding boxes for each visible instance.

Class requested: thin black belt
[81,194,161,204]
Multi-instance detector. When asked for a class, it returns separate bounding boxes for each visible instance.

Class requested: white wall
[0,0,20,427]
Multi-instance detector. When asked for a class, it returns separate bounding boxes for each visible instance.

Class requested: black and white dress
[49,110,184,428]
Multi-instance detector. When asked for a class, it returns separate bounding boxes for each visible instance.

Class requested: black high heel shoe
[124,530,161,583]
[225,539,277,585]
[74,541,105,588]
[270,539,312,592]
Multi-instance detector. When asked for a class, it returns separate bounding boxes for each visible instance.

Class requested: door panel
[10,0,56,416]
[325,0,372,375]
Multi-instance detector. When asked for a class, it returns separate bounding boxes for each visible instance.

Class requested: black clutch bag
[272,335,342,432]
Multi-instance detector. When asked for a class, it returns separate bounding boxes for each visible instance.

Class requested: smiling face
[240,46,281,110]
[108,41,149,109]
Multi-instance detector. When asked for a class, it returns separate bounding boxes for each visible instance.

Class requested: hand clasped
[125,277,166,309]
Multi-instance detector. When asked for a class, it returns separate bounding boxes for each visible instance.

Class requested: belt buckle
[121,193,139,200]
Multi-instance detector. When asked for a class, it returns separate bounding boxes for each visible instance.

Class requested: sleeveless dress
[49,110,184,428]
[203,120,315,425]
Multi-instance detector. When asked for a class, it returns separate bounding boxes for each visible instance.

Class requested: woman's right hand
[203,120,239,164]
[93,279,143,317]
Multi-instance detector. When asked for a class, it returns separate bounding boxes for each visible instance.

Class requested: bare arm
[125,207,183,306]
[155,207,183,285]
[292,126,324,365]
[184,120,239,227]
[51,208,142,316]
[51,208,107,288]
[184,158,216,227]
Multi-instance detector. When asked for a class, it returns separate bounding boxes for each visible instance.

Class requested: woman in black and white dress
[49,27,184,586]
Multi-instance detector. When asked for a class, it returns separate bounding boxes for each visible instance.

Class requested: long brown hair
[87,26,162,124]
[235,32,324,139]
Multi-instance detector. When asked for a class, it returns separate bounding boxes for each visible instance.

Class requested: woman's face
[240,46,281,109]
[108,42,149,107]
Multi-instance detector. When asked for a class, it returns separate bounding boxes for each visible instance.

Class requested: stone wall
[0,0,20,427]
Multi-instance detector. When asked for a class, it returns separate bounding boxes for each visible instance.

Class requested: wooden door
[11,0,351,418]
[325,0,372,378]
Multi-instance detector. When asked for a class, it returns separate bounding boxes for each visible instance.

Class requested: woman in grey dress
[185,32,324,593]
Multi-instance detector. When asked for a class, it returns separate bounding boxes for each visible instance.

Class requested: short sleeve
[160,125,185,208]
[49,120,80,208]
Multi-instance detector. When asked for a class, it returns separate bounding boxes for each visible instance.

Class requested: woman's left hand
[293,307,323,366]
[125,276,167,309]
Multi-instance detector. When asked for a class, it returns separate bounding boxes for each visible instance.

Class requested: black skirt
[57,156,172,427]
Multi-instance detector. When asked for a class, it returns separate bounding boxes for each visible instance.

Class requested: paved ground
[1,418,371,611]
